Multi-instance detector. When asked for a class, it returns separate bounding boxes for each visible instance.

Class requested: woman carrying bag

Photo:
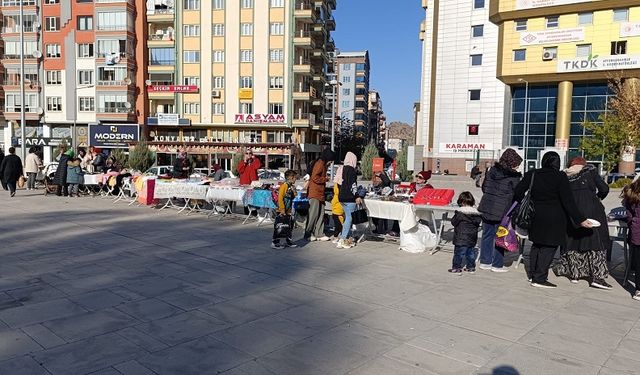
[337,152,362,249]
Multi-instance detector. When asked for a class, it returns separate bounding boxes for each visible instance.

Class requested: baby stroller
[40,163,59,196]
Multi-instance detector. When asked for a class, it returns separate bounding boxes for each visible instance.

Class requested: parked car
[144,165,173,176]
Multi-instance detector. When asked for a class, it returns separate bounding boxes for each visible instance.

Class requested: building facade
[418,0,508,175]
[335,51,369,141]
[367,89,385,144]
[490,0,640,172]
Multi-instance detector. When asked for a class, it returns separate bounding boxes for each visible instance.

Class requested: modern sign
[157,113,180,126]
[14,137,67,147]
[234,114,286,124]
[147,85,199,93]
[89,124,139,148]
[621,22,640,38]
[515,0,592,10]
[557,55,640,73]
[439,143,494,153]
[520,28,584,46]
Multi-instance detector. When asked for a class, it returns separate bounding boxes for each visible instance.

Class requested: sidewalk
[0,191,638,375]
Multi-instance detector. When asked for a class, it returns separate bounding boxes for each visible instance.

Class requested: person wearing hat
[409,170,433,194]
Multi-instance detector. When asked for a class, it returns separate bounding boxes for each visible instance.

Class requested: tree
[110,148,128,168]
[128,137,155,172]
[360,142,378,180]
[607,75,640,172]
[396,144,410,181]
[580,114,636,175]
[232,147,245,176]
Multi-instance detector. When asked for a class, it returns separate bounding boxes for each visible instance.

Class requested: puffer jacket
[626,202,640,246]
[478,163,522,222]
[451,206,482,247]
[66,160,84,184]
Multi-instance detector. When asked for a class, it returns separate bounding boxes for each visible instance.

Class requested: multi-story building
[336,51,369,141]
[145,0,337,171]
[0,0,147,162]
[367,89,385,144]
[418,0,508,174]
[490,0,640,172]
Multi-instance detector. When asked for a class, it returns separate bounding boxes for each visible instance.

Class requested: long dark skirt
[553,250,609,280]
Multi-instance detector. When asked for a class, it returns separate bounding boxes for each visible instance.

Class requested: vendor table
[242,189,277,226]
[153,180,210,213]
[413,205,460,255]
[81,173,104,196]
[206,186,246,220]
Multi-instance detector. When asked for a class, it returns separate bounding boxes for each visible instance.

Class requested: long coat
[477,163,522,222]
[53,154,70,185]
[514,167,586,246]
[565,165,610,252]
[0,154,23,183]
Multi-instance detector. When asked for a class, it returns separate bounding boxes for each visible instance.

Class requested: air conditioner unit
[542,51,554,61]
[212,90,221,98]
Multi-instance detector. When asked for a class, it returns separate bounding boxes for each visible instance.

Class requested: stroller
[40,163,59,195]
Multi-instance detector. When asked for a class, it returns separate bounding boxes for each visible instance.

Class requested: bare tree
[607,74,640,173]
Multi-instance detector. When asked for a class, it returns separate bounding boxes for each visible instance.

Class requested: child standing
[66,157,84,197]
[272,170,299,249]
[449,191,482,274]
[330,166,345,243]
[622,180,640,300]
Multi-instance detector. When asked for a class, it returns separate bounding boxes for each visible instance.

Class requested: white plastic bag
[399,224,437,253]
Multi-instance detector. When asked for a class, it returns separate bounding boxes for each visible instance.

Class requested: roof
[337,51,368,58]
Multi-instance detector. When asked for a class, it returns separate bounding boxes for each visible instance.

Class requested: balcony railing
[97,107,133,114]
[147,80,174,85]
[96,0,133,3]
[149,33,174,41]
[295,0,311,10]
[149,59,176,66]
[97,80,128,86]
[1,26,36,33]
[293,113,310,120]
[294,57,311,65]
[1,54,38,60]
[295,30,311,38]
[96,25,129,31]
[4,106,38,113]
[3,80,40,86]
[148,8,175,15]
[1,0,36,6]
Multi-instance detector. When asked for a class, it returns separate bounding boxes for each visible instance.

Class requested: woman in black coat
[0,147,23,197]
[553,157,611,289]
[514,152,592,289]
[54,148,71,196]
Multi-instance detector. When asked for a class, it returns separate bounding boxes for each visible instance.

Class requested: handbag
[514,171,535,230]
[495,202,519,252]
[18,175,25,189]
[351,204,369,225]
[274,215,293,238]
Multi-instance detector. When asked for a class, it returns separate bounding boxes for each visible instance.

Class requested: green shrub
[609,177,633,188]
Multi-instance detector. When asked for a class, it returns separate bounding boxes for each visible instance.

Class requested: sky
[332,0,424,125]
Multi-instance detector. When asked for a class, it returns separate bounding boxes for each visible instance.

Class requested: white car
[144,165,173,176]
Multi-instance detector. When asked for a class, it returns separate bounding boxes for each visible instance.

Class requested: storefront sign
[520,28,584,46]
[557,55,640,73]
[439,143,493,153]
[15,137,67,147]
[515,0,592,10]
[89,124,139,148]
[157,113,180,126]
[234,114,286,124]
[147,85,199,93]
[621,22,640,38]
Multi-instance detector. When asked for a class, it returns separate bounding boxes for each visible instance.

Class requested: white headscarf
[343,152,357,168]
[334,165,344,185]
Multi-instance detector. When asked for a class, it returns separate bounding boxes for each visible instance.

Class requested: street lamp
[19,0,26,162]
[518,78,529,169]
[73,84,95,151]
[326,79,341,180]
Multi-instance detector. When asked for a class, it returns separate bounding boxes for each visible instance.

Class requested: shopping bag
[495,202,519,252]
[274,215,293,239]
[18,176,25,189]
[351,205,369,225]
[399,224,437,253]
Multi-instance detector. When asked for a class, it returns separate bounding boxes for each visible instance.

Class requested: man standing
[305,148,335,241]
[238,149,261,185]
[0,147,24,197]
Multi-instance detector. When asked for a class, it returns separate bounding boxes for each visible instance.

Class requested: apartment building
[0,0,147,162]
[335,51,369,142]
[418,0,508,175]
[368,89,385,144]
[145,0,336,171]
[490,0,640,172]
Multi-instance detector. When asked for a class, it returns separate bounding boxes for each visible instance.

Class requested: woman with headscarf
[305,148,335,241]
[477,148,523,272]
[514,152,592,289]
[337,152,361,249]
[54,147,74,196]
[553,157,612,289]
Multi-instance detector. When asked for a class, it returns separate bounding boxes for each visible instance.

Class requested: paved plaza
[0,185,639,375]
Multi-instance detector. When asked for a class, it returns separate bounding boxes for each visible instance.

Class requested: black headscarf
[320,148,335,163]
[499,148,523,170]
[541,151,561,170]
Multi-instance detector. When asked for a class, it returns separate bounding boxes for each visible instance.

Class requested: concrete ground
[0,187,639,375]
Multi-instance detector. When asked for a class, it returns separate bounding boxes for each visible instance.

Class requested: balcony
[293,30,315,49]
[294,0,315,21]
[1,54,38,63]
[292,113,312,127]
[1,26,38,35]
[147,8,175,22]
[293,57,313,75]
[325,37,335,51]
[2,106,41,121]
[96,106,135,120]
[148,29,175,47]
[325,16,335,31]
[148,59,176,72]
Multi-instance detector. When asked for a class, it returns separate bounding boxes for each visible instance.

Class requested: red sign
[234,114,286,124]
[148,85,199,93]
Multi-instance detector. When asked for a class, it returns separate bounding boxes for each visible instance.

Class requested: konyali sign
[557,55,640,73]
[89,124,139,148]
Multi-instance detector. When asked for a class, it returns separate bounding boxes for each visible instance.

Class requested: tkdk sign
[89,124,139,148]
[234,114,286,124]
[439,143,494,153]
[557,55,640,73]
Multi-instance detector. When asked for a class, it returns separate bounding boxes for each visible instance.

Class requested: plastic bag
[399,224,437,253]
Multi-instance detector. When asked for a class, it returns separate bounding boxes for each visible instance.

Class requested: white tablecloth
[206,187,246,203]
[153,181,209,200]
[364,200,419,232]
[83,174,103,185]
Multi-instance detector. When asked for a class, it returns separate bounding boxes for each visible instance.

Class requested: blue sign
[89,124,139,148]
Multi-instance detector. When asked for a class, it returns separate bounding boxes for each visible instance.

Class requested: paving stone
[353,308,440,341]
[21,324,66,349]
[68,290,128,311]
[383,342,481,374]
[199,292,294,327]
[42,308,138,343]
[0,298,86,328]
[310,321,403,358]
[157,289,221,310]
[135,310,227,346]
[115,327,168,353]
[123,277,189,298]
[116,298,183,322]
[347,357,436,375]
[213,321,299,358]
[114,359,156,375]
[0,355,51,375]
[5,284,66,306]
[0,328,43,361]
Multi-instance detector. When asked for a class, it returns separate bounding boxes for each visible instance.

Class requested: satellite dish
[124,77,132,85]
[33,21,40,29]
[124,102,132,109]
[36,107,44,115]
[145,80,152,86]
[32,50,42,58]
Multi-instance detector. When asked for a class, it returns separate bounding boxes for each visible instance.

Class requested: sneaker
[531,281,557,289]
[309,236,317,242]
[285,241,298,248]
[491,267,509,273]
[10,192,15,197]
[463,267,476,274]
[448,268,463,275]
[633,291,640,301]
[336,239,352,249]
[317,236,331,242]
[331,236,339,244]
[591,279,613,290]
[479,263,492,270]
[270,243,285,250]
[570,279,579,284]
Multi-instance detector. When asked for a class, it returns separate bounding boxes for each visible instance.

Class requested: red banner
[148,85,199,93]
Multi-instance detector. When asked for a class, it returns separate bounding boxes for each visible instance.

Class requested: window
[213,0,224,9]
[269,76,283,89]
[241,0,253,8]
[578,12,593,25]
[213,24,225,36]
[184,0,199,10]
[269,49,283,62]
[240,76,253,89]
[183,25,200,37]
[341,100,350,107]
[356,63,366,71]
[240,23,253,36]
[513,49,526,61]
[97,12,127,31]
[473,0,484,9]
[239,102,253,114]
[611,41,627,55]
[184,51,200,63]
[150,48,175,65]
[184,102,200,114]
[343,64,351,71]
[97,39,127,57]
[576,44,591,57]
[77,43,94,58]
[343,76,351,83]
[78,70,93,85]
[270,23,284,35]
[270,0,283,7]
[98,95,128,112]
[77,16,93,30]
[5,93,38,112]
[469,89,481,101]
[184,76,200,86]
[213,76,224,88]
[213,50,225,62]
[515,19,527,31]
[46,71,62,85]
[212,103,225,114]
[79,97,95,112]
[45,0,59,3]
[470,54,482,66]
[471,24,484,37]
[45,17,59,31]
[546,16,559,28]
[543,46,558,60]
[46,97,63,112]
[240,50,253,62]
[342,88,351,95]
[98,66,127,84]
[46,44,61,58]
[467,124,479,136]
[613,8,629,22]
[269,103,283,115]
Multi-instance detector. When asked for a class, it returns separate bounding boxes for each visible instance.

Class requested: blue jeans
[340,202,356,239]
[453,246,477,269]
[480,221,505,268]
